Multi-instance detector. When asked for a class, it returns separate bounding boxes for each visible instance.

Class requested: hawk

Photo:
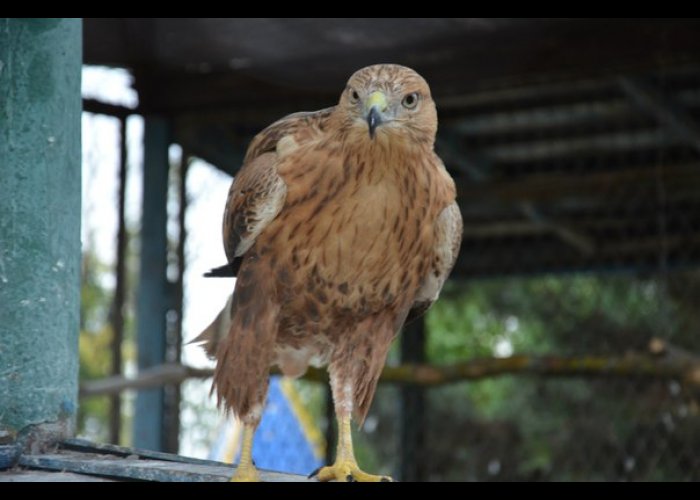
[194,64,462,482]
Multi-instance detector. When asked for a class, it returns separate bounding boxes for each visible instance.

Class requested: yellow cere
[366,91,388,113]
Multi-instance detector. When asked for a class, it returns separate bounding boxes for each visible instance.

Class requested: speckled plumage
[196,64,462,432]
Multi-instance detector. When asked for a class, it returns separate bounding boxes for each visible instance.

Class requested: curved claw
[309,460,393,482]
[307,466,324,479]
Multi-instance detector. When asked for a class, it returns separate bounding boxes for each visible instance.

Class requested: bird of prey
[194,64,462,482]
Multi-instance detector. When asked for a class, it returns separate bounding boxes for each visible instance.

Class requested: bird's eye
[348,88,360,103]
[402,92,419,109]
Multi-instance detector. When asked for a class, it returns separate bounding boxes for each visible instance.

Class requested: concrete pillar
[0,19,82,441]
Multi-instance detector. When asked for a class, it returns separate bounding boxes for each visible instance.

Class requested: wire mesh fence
[361,274,700,481]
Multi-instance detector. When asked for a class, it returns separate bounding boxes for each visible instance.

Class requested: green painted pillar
[0,19,82,441]
[134,116,170,451]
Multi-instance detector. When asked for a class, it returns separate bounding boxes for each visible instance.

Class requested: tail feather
[212,258,279,419]
[187,294,234,359]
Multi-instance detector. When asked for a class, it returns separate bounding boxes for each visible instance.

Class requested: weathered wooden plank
[0,445,20,470]
[61,438,228,468]
[19,452,310,482]
[0,470,116,482]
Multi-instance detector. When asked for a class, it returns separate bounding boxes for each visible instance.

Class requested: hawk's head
[339,64,437,146]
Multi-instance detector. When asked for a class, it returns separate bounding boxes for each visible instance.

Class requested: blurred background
[77,18,700,481]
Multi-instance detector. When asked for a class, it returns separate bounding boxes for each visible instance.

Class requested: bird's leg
[230,422,260,482]
[310,377,393,482]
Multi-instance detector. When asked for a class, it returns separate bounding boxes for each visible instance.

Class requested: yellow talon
[310,413,393,482]
[230,463,261,482]
[312,459,392,482]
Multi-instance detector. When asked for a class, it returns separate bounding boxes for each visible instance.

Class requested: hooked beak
[367,108,382,139]
[365,91,388,139]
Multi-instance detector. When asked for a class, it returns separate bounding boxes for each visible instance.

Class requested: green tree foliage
[77,249,114,442]
[78,239,139,445]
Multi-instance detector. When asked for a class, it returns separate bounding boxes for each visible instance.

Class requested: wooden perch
[80,342,700,398]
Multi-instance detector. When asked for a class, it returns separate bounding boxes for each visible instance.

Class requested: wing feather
[205,108,334,276]
[406,201,463,323]
[222,152,286,262]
